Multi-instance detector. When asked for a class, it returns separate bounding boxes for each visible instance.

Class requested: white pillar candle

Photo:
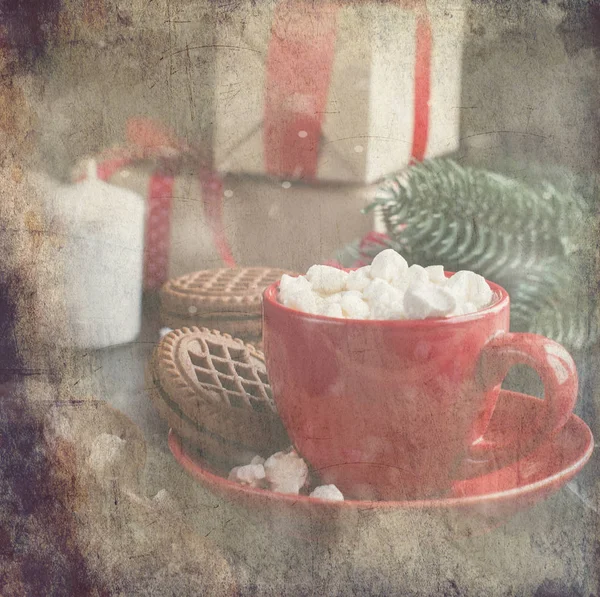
[43,161,146,349]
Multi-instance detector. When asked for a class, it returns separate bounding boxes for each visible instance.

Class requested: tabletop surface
[48,297,600,596]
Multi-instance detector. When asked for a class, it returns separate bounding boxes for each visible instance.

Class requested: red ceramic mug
[262,273,578,501]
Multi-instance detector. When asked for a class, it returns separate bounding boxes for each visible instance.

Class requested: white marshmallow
[444,270,471,301]
[342,290,363,300]
[408,264,429,285]
[463,302,478,315]
[323,293,343,305]
[264,450,309,495]
[362,278,395,303]
[270,481,305,495]
[322,302,344,318]
[446,271,493,309]
[404,282,457,319]
[370,293,406,320]
[279,275,318,313]
[370,249,408,282]
[228,465,241,480]
[389,275,410,292]
[279,273,311,296]
[306,265,348,294]
[470,278,493,309]
[345,266,372,291]
[228,463,266,487]
[282,288,321,314]
[340,292,370,319]
[310,484,344,501]
[363,279,405,320]
[451,301,479,317]
[250,455,266,466]
[425,265,446,285]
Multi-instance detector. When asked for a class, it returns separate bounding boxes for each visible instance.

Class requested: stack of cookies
[147,327,289,468]
[160,267,295,347]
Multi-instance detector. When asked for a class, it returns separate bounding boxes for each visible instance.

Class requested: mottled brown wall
[0,1,598,595]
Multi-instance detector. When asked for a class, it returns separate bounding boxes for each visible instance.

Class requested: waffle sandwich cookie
[160,268,296,344]
[148,327,289,466]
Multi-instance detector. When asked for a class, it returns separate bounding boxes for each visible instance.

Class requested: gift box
[212,0,466,184]
[75,120,374,290]
[107,169,373,289]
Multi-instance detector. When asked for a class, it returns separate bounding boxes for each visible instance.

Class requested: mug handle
[467,332,578,464]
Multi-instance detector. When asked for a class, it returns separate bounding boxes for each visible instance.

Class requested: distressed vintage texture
[0,0,598,595]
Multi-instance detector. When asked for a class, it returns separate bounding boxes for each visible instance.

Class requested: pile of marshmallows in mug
[279,249,494,320]
[228,250,495,501]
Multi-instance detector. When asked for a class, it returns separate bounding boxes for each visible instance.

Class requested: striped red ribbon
[264,0,432,179]
[264,1,339,180]
[144,171,175,289]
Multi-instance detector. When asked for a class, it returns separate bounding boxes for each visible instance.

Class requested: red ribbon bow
[82,118,236,290]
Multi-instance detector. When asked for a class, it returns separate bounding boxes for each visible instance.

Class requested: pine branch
[368,160,590,265]
[356,159,599,351]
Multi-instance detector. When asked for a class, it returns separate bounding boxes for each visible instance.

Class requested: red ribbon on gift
[264,0,432,180]
[264,1,339,180]
[144,170,175,289]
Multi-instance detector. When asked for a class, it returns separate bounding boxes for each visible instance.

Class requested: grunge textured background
[0,0,598,595]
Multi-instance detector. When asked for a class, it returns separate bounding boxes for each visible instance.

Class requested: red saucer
[168,391,593,538]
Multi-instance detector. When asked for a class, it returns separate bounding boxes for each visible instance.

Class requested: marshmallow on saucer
[309,484,344,501]
[264,449,309,495]
[228,463,266,488]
